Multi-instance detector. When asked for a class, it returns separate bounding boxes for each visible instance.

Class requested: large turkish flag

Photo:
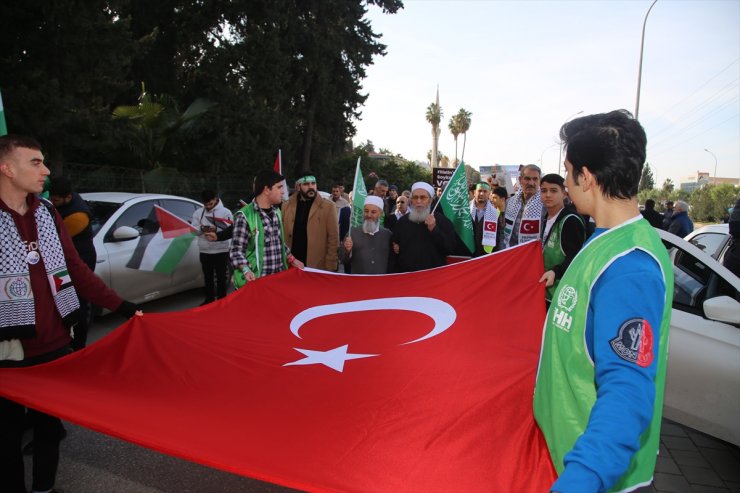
[0,241,556,492]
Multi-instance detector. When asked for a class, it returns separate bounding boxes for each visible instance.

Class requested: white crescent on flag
[289,297,457,344]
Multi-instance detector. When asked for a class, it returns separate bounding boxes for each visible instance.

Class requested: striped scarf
[0,201,80,342]
[502,190,543,248]
[470,200,499,252]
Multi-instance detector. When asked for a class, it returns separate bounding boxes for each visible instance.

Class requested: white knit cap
[364,196,385,210]
[411,182,435,197]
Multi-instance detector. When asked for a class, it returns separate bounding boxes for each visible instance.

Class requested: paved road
[23,289,298,492]
[22,288,740,492]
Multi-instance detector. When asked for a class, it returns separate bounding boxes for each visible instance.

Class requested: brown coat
[282,194,339,271]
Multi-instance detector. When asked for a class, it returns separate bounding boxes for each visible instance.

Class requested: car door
[659,230,740,445]
[99,198,174,303]
[159,198,204,291]
[687,231,730,261]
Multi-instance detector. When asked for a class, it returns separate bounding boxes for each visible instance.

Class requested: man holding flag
[391,182,456,272]
[0,135,141,493]
[231,169,303,286]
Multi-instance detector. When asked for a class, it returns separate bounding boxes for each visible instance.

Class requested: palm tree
[449,113,463,166]
[458,109,472,164]
[426,88,443,168]
[113,82,215,169]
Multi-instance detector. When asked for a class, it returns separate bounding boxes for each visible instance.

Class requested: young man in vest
[537,173,586,306]
[230,169,304,287]
[1,135,141,493]
[533,110,673,492]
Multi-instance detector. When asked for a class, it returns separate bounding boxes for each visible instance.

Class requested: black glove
[115,301,139,319]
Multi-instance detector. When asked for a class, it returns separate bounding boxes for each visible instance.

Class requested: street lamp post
[635,0,658,120]
[539,143,559,171]
[558,110,584,175]
[704,148,718,183]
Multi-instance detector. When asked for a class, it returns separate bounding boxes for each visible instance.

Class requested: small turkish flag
[484,219,497,232]
[521,219,540,234]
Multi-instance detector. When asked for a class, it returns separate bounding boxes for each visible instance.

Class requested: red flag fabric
[0,242,556,492]
[274,149,282,174]
[154,204,197,239]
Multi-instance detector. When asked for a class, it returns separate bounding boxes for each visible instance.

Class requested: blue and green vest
[232,203,288,288]
[543,210,585,302]
[533,218,673,492]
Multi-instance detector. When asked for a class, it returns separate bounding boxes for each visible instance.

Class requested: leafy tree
[662,178,674,193]
[689,184,739,223]
[0,1,135,168]
[638,164,655,192]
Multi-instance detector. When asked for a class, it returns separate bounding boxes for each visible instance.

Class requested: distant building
[679,171,739,192]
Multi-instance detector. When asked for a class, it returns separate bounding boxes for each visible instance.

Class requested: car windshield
[86,201,122,235]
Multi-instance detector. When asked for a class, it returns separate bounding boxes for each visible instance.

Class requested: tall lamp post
[635,0,658,120]
[558,110,584,175]
[704,148,718,183]
[539,143,559,171]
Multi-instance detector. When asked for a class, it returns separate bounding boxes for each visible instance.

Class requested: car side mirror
[111,226,140,241]
[703,296,740,325]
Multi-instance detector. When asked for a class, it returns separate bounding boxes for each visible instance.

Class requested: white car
[82,192,205,306]
[684,223,732,263]
[658,228,740,445]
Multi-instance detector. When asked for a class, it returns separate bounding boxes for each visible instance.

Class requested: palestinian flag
[48,269,72,295]
[126,205,197,274]
[205,215,233,229]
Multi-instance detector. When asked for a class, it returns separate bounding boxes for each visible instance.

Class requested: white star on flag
[284,345,378,373]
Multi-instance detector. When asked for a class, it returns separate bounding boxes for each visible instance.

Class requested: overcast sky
[354,0,740,186]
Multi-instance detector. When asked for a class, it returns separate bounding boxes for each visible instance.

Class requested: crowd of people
[0,108,714,492]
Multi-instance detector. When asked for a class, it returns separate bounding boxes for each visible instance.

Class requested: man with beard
[469,182,499,256]
[391,182,456,272]
[499,164,544,249]
[340,196,392,274]
[282,172,339,271]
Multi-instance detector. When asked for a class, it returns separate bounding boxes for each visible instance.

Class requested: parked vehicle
[658,228,740,446]
[684,223,731,263]
[82,193,205,306]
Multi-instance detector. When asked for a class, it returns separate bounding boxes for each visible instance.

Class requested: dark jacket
[641,207,664,230]
[668,210,693,238]
[56,192,97,269]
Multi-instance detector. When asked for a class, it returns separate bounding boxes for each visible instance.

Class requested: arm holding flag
[53,205,140,318]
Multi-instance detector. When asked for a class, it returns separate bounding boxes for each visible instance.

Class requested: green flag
[0,88,7,136]
[350,157,367,229]
[437,162,475,253]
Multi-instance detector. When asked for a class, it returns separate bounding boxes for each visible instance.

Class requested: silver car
[82,192,205,306]
[658,228,740,446]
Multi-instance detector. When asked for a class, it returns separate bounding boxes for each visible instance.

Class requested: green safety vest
[232,203,288,288]
[533,218,673,492]
[543,211,585,302]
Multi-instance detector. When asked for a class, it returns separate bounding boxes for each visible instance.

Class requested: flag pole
[348,156,362,236]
